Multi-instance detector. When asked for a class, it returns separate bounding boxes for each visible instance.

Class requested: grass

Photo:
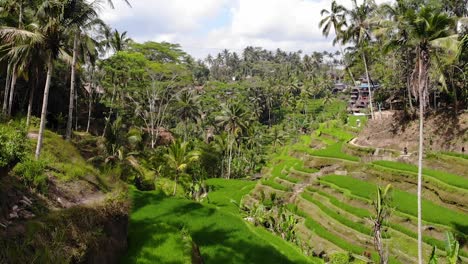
[26,130,98,181]
[288,206,400,264]
[307,187,370,218]
[306,187,464,257]
[204,178,256,214]
[347,115,368,129]
[320,175,468,234]
[441,152,468,160]
[311,142,360,162]
[292,141,360,162]
[261,178,290,191]
[301,193,375,237]
[319,124,355,142]
[123,179,312,264]
[373,160,468,190]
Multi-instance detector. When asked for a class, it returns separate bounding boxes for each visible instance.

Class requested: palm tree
[164,140,200,196]
[65,0,105,140]
[215,102,248,179]
[174,89,200,141]
[341,0,377,119]
[104,29,131,52]
[0,0,97,159]
[406,7,455,264]
[319,0,356,84]
[0,0,31,116]
[378,0,419,111]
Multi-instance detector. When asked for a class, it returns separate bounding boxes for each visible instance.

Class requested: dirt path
[349,137,413,159]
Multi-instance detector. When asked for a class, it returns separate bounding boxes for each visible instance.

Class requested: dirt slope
[355,111,467,153]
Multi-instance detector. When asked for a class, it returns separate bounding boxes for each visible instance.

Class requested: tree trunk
[374,225,387,264]
[173,172,178,196]
[227,135,233,179]
[66,31,79,140]
[7,67,17,116]
[2,63,11,114]
[417,54,424,264]
[26,74,36,127]
[35,56,54,160]
[362,52,374,119]
[102,84,116,137]
[339,44,356,85]
[86,90,92,133]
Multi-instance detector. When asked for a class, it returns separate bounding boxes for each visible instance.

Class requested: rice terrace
[0,0,467,263]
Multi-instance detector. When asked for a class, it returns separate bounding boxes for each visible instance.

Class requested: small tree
[372,184,392,264]
[164,140,200,196]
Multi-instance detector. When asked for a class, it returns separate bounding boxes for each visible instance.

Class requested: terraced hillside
[244,116,468,263]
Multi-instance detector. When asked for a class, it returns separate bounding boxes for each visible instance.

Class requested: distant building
[332,82,347,94]
[348,77,379,114]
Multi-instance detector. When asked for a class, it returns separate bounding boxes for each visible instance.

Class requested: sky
[100,0,391,59]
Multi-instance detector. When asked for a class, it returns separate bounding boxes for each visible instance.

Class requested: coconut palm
[0,0,101,159]
[104,29,131,52]
[319,0,356,84]
[174,89,200,141]
[0,0,33,116]
[65,0,106,140]
[405,7,455,263]
[341,0,377,119]
[215,102,248,179]
[164,140,200,196]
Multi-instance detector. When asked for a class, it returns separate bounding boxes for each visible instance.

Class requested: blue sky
[100,0,390,59]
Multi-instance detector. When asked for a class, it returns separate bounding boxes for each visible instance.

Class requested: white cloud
[101,0,394,59]
[230,0,329,41]
[100,0,228,34]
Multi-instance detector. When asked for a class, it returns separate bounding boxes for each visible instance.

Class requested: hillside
[0,125,129,263]
[355,111,468,154]
[242,113,468,263]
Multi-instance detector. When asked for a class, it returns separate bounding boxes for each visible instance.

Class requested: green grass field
[122,179,312,264]
[301,193,375,237]
[289,206,400,264]
[320,175,468,234]
[306,187,465,257]
[441,152,468,160]
[373,160,468,189]
[311,142,360,162]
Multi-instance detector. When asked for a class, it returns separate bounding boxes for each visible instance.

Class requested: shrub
[13,158,48,191]
[0,124,26,168]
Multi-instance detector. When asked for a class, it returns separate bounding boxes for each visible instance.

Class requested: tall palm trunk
[338,44,356,84]
[417,90,423,264]
[66,31,79,140]
[2,63,11,114]
[362,51,374,119]
[35,56,54,160]
[102,84,116,137]
[227,134,233,179]
[173,171,179,196]
[416,47,428,264]
[7,67,17,116]
[86,90,92,133]
[26,72,37,127]
[405,50,414,111]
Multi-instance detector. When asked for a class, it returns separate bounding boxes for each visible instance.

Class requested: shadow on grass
[452,222,468,247]
[123,190,304,264]
[121,220,190,264]
[191,224,298,264]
